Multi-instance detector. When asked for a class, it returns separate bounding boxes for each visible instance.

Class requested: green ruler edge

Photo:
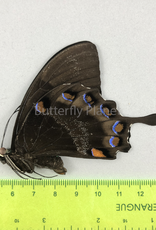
[0,179,156,230]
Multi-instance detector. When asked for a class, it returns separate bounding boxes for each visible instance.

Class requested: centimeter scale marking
[1,179,156,189]
[0,179,156,230]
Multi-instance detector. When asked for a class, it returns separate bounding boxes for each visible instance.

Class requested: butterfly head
[0,148,6,157]
[0,148,7,164]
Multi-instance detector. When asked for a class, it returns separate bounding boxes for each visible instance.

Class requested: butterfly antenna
[1,106,20,148]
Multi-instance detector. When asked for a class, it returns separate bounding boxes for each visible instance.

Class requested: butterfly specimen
[0,41,156,179]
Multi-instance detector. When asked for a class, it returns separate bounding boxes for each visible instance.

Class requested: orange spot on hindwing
[91,148,106,158]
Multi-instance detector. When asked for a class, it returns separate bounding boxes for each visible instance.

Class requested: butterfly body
[1,41,156,178]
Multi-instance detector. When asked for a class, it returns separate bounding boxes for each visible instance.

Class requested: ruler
[0,179,156,230]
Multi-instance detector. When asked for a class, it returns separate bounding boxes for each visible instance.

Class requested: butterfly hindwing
[14,82,131,168]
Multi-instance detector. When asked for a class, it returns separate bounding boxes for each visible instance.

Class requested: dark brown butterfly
[0,41,156,179]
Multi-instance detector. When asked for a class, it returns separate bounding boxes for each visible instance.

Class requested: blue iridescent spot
[83,94,91,107]
[35,103,40,113]
[62,93,73,102]
[109,136,116,148]
[112,121,120,134]
[100,104,109,119]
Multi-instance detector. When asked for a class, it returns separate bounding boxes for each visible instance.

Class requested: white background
[0,0,156,179]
